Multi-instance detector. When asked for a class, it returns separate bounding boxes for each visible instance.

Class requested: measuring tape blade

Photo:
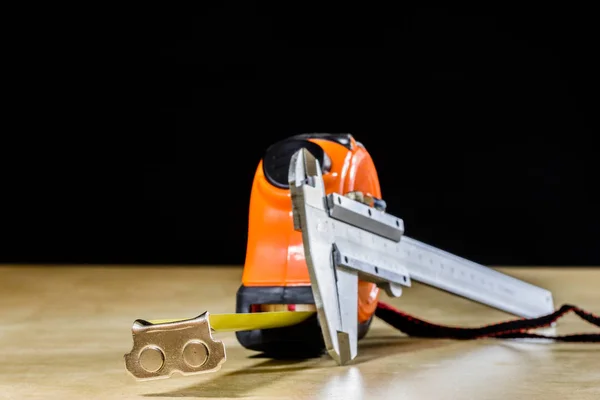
[149,310,315,332]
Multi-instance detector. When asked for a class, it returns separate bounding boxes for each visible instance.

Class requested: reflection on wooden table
[0,266,598,399]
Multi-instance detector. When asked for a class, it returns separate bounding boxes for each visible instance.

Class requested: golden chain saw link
[124,191,374,380]
[124,311,314,380]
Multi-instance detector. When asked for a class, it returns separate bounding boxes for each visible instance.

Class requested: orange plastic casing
[242,136,382,323]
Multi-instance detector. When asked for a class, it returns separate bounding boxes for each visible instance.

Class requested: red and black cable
[375,302,600,342]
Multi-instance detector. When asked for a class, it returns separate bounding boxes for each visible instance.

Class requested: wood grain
[0,266,598,400]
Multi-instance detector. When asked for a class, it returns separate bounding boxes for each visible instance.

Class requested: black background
[1,4,598,266]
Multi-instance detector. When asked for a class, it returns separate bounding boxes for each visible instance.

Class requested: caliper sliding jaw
[289,148,555,365]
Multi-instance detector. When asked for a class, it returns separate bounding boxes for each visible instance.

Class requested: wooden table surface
[0,266,598,400]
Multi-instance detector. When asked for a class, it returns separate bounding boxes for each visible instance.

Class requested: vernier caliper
[289,148,555,365]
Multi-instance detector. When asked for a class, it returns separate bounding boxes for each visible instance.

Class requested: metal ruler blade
[397,236,555,318]
[323,189,555,319]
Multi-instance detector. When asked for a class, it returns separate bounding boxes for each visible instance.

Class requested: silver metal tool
[289,148,555,365]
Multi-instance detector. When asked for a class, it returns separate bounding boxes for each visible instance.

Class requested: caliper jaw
[289,148,411,365]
